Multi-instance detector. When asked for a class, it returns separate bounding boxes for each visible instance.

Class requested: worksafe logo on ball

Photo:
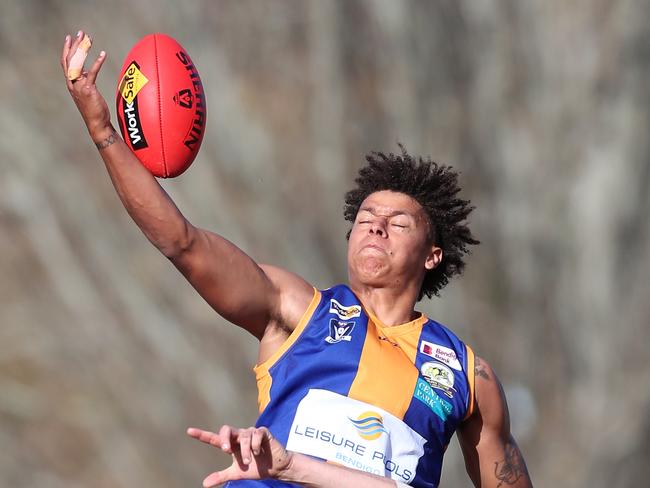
[325,319,355,344]
[329,299,362,320]
[119,62,149,104]
[118,61,149,150]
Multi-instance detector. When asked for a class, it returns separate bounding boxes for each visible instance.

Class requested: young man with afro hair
[63,31,532,488]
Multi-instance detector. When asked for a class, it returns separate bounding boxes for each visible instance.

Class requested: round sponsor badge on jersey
[420,361,456,398]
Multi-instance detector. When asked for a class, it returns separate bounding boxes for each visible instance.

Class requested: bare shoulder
[259,264,316,330]
[256,265,316,365]
[473,356,507,424]
[458,356,507,449]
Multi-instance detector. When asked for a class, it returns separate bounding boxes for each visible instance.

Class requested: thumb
[202,471,225,487]
[203,467,239,488]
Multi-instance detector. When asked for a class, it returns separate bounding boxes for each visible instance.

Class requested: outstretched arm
[457,357,533,488]
[187,426,401,488]
[61,31,313,340]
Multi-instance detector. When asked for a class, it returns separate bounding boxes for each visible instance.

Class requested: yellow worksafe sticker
[118,62,149,104]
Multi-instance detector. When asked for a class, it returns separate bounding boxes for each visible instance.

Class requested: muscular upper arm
[256,264,316,365]
[169,224,313,340]
[457,356,532,488]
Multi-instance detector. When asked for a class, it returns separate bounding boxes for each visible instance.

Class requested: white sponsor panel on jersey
[286,389,426,484]
[419,340,462,371]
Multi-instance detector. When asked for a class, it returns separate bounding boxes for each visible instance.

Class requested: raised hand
[61,30,113,141]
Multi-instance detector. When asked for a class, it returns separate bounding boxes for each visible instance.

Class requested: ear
[424,246,443,270]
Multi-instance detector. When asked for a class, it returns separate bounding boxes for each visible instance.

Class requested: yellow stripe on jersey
[347,317,425,420]
[256,373,273,414]
[464,344,476,420]
[254,288,321,413]
[374,313,428,365]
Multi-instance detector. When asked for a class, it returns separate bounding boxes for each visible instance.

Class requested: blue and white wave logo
[348,411,388,440]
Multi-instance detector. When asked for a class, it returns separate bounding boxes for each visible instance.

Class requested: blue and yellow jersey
[227,284,475,488]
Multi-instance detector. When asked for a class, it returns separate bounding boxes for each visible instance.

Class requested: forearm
[480,435,532,488]
[280,453,399,488]
[91,125,191,257]
[62,34,304,336]
[460,357,533,488]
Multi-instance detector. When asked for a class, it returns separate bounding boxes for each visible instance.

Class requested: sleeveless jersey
[226,284,475,488]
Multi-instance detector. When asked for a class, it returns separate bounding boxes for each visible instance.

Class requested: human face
[347,190,442,290]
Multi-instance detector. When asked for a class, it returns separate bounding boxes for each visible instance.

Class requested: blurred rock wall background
[1,0,649,486]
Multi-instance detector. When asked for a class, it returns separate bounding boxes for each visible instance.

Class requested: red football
[115,33,206,178]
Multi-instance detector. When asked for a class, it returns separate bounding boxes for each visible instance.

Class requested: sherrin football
[116,34,206,178]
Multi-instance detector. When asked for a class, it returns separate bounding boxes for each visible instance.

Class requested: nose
[369,218,387,237]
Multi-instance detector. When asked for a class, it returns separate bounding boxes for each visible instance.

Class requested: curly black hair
[344,145,479,300]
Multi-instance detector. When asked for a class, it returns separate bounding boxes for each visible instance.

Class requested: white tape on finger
[67,34,92,80]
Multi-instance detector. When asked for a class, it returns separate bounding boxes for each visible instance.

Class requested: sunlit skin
[62,30,532,487]
[347,190,442,326]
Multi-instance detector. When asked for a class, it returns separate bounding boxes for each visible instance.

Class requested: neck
[349,280,420,327]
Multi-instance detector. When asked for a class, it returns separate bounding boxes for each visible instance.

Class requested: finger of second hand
[237,430,253,464]
[201,431,218,444]
[251,429,264,455]
[219,425,232,452]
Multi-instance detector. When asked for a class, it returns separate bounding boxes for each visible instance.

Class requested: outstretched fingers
[62,29,97,90]
[85,50,106,86]
[187,427,223,447]
[251,427,269,456]
[187,425,237,453]
[238,428,255,465]
[218,424,235,453]
[62,34,76,91]
[61,34,71,73]
[189,425,285,486]
[65,30,85,71]
[68,31,92,77]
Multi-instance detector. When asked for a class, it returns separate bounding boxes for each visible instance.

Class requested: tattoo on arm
[494,437,529,486]
[475,357,490,380]
[95,130,118,150]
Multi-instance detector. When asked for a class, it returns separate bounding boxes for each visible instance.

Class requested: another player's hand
[61,30,112,140]
[187,425,294,487]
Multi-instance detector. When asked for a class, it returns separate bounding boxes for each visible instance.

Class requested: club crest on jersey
[419,340,462,371]
[325,319,355,344]
[420,361,457,398]
[329,299,361,320]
